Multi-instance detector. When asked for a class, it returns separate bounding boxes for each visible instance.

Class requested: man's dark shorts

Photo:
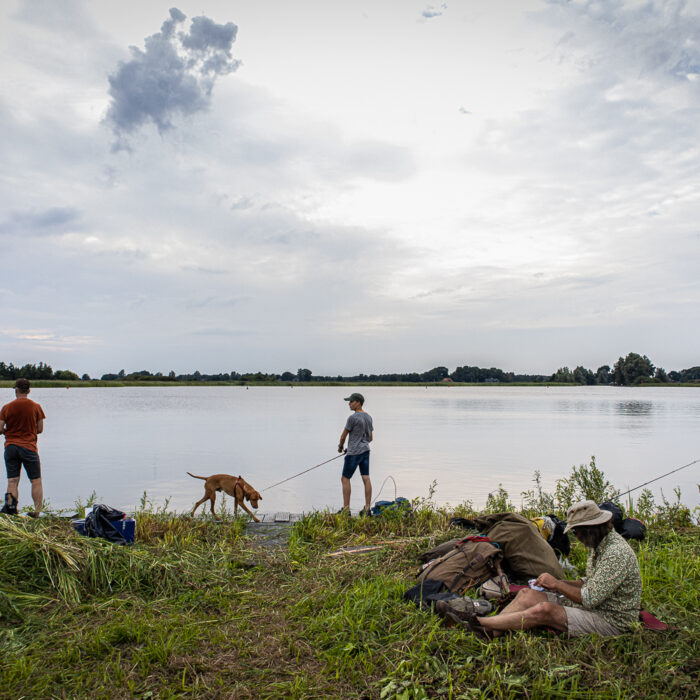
[342,451,370,479]
[4,445,42,480]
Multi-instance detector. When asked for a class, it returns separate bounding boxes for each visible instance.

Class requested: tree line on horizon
[1,353,699,386]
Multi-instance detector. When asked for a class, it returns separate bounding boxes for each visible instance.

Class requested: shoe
[435,598,492,626]
[435,601,471,628]
[336,507,350,515]
[1,493,18,515]
[465,617,495,640]
[359,507,371,517]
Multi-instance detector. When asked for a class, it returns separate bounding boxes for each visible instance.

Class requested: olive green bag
[416,539,506,594]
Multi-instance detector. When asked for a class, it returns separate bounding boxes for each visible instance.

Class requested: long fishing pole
[262,453,345,492]
[614,458,699,499]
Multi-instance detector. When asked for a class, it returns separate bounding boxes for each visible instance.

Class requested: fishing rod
[262,452,346,492]
[614,458,699,499]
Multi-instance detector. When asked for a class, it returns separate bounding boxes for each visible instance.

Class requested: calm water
[13,385,700,514]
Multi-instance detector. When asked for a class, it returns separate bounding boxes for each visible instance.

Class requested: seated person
[441,500,642,638]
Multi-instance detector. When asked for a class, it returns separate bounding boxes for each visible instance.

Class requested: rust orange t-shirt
[0,397,46,453]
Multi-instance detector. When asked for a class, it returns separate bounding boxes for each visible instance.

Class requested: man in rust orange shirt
[0,378,46,516]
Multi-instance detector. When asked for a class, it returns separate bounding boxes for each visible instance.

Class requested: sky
[1,0,698,378]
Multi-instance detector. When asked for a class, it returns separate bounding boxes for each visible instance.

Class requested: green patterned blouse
[568,529,642,631]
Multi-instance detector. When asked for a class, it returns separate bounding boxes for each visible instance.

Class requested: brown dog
[187,472,262,521]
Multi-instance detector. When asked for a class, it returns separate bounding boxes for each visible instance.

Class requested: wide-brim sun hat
[563,500,613,533]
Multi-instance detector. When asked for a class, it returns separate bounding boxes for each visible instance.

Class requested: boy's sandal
[436,603,475,628]
[466,618,495,640]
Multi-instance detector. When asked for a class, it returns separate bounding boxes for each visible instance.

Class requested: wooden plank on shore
[274,512,291,522]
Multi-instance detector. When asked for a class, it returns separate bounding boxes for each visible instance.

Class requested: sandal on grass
[435,602,474,628]
[435,598,491,626]
[466,618,495,640]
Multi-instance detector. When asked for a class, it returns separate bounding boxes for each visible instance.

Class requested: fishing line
[614,457,699,499]
[261,453,345,492]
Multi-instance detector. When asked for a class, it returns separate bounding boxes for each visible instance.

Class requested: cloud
[0,207,82,236]
[543,0,700,83]
[422,4,447,19]
[105,7,240,148]
[0,328,99,352]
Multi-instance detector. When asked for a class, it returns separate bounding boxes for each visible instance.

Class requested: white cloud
[0,0,697,376]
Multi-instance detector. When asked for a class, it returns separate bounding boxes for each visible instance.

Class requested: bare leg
[30,478,43,514]
[478,601,568,635]
[7,476,20,501]
[499,588,547,615]
[341,476,351,508]
[361,475,372,510]
[478,588,549,637]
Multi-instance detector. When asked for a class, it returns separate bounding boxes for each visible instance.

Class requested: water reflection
[615,401,654,416]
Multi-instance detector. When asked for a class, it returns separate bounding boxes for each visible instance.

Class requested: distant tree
[573,366,596,385]
[550,367,574,383]
[101,373,119,381]
[595,365,611,385]
[654,367,669,383]
[421,366,449,382]
[668,370,681,382]
[118,369,126,378]
[297,368,312,382]
[81,373,91,381]
[679,366,700,382]
[168,370,176,379]
[280,371,296,381]
[54,370,79,381]
[612,353,655,385]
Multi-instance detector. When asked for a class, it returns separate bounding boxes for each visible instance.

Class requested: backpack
[620,517,646,540]
[598,501,624,533]
[371,497,411,516]
[461,513,565,580]
[416,538,505,594]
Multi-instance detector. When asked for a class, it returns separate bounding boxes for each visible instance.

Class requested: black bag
[403,579,462,609]
[598,501,624,533]
[620,517,646,540]
[1,493,18,515]
[548,514,571,557]
[84,504,128,545]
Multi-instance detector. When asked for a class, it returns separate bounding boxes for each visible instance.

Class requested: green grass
[1,498,698,698]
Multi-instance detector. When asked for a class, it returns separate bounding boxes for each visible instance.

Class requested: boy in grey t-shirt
[337,392,373,515]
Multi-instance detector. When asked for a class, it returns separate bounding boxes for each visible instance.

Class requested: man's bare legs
[6,476,19,502]
[477,588,568,637]
[341,476,351,509]
[30,478,43,514]
[361,474,372,511]
[5,476,43,514]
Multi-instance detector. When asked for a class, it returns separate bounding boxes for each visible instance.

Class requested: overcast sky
[1,0,698,377]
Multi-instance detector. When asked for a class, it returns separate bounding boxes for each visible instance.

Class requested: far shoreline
[2,380,698,389]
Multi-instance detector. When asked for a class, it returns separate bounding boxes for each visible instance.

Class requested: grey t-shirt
[345,411,373,455]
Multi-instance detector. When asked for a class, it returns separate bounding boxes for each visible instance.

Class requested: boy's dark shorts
[342,451,370,479]
[4,445,42,480]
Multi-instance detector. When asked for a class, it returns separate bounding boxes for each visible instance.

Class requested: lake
[14,385,700,515]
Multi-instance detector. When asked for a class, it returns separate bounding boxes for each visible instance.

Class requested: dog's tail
[186,471,207,480]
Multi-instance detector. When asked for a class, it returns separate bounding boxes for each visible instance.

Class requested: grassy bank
[1,475,698,699]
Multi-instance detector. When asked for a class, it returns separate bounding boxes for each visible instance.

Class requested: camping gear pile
[405,501,645,610]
